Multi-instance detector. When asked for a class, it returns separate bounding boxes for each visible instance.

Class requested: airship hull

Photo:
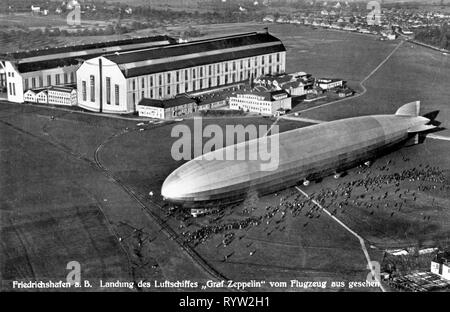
[161,102,432,207]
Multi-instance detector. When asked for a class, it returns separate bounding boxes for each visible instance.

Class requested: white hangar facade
[0,35,176,103]
[76,31,287,113]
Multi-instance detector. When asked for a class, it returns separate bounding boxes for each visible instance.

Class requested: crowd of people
[181,159,449,254]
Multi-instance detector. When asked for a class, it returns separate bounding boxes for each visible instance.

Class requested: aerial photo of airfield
[1,0,450,292]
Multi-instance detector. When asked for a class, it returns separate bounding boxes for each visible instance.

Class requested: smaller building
[229,89,291,116]
[48,86,77,106]
[24,89,37,103]
[431,254,450,281]
[137,95,197,119]
[36,89,48,104]
[316,78,344,90]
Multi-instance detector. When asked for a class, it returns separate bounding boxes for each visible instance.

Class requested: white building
[76,31,286,114]
[229,89,291,116]
[316,78,344,90]
[24,89,37,102]
[48,86,77,106]
[431,256,450,281]
[36,89,48,104]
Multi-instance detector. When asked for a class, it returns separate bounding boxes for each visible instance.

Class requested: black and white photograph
[0,0,449,301]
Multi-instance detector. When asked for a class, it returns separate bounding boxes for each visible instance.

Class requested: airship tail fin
[395,101,420,117]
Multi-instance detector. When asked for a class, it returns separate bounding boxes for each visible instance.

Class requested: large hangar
[76,31,286,113]
[0,35,176,103]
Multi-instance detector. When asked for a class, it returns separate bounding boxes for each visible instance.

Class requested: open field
[1,23,450,291]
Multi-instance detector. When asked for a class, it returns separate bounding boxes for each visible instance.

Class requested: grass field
[1,23,449,291]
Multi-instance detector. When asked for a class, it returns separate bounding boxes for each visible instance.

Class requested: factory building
[48,86,78,106]
[229,89,291,116]
[0,35,176,103]
[76,31,286,114]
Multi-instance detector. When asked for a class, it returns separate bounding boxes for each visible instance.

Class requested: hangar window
[106,77,111,104]
[115,85,119,105]
[176,71,180,82]
[158,88,162,97]
[47,75,51,86]
[167,73,171,83]
[217,64,220,73]
[185,70,188,80]
[167,86,171,95]
[82,81,86,101]
[142,78,145,89]
[200,67,203,77]
[217,76,220,85]
[132,79,136,90]
[176,84,179,94]
[24,79,29,90]
[269,55,272,63]
[277,53,280,62]
[192,69,196,79]
[55,74,60,85]
[39,77,43,87]
[64,73,68,84]
[233,62,236,71]
[240,60,243,69]
[208,66,212,76]
[70,72,75,83]
[248,59,251,67]
[90,75,95,102]
[225,63,228,72]
[32,78,36,89]
[185,82,188,92]
[150,76,153,87]
[159,75,162,85]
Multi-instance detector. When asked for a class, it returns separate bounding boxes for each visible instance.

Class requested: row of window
[130,55,283,90]
[130,65,282,104]
[8,83,16,96]
[24,72,75,90]
[81,76,120,106]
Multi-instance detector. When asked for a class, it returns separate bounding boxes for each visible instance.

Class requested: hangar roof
[104,32,286,78]
[3,35,176,74]
[138,95,195,109]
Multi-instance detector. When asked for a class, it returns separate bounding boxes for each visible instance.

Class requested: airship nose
[161,172,184,201]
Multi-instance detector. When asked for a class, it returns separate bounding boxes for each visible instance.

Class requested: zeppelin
[161,101,438,207]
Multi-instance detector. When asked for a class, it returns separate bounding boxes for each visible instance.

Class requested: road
[295,187,386,292]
